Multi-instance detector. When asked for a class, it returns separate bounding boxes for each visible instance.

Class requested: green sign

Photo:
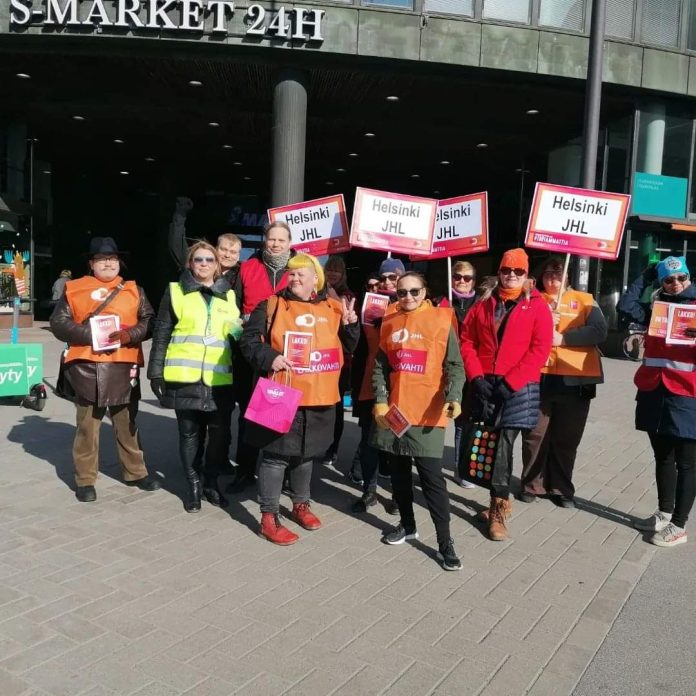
[0,344,43,397]
[632,172,688,219]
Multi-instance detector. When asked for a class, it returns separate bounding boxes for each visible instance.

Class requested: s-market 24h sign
[9,0,325,41]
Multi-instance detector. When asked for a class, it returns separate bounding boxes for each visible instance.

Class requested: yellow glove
[373,403,390,429]
[443,401,462,419]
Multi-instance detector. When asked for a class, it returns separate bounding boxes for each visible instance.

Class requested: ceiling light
[113,139,124,144]
[189,80,203,87]
[72,115,85,121]
[243,176,252,181]
[16,73,31,79]
[325,181,334,185]
[476,143,488,149]
[433,190,441,195]
[119,171,129,175]
[144,157,155,162]
[209,122,220,127]
[232,161,242,166]
[348,153,359,157]
[42,170,51,175]
[336,168,346,173]
[386,96,399,102]
[526,109,540,115]
[440,160,451,165]
[364,132,376,138]
[410,174,420,179]
[222,144,233,150]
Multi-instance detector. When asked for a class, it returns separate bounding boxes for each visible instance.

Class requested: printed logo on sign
[90,288,109,301]
[295,314,316,327]
[296,348,341,374]
[391,329,424,343]
[267,388,285,398]
[388,349,427,374]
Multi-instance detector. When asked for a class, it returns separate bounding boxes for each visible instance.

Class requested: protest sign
[361,292,390,326]
[268,194,349,256]
[283,331,313,369]
[525,183,630,260]
[666,304,696,345]
[648,301,670,338]
[426,192,489,259]
[350,187,437,257]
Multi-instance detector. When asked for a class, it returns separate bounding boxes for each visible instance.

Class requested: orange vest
[542,289,602,378]
[380,302,453,427]
[358,301,399,402]
[269,296,344,407]
[64,276,143,365]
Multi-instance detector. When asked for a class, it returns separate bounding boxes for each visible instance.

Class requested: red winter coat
[460,288,553,391]
[238,255,289,316]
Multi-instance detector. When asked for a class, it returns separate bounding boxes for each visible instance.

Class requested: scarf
[497,286,524,302]
[263,248,291,272]
[452,288,475,300]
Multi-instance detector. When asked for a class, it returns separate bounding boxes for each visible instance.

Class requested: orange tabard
[542,289,601,378]
[380,303,453,427]
[358,301,399,402]
[64,276,143,365]
[269,296,344,407]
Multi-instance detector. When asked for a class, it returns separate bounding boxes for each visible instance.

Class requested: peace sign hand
[341,296,358,325]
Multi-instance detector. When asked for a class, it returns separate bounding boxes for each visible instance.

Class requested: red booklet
[648,301,670,338]
[283,331,313,369]
[384,404,411,438]
[361,293,390,326]
[666,304,696,345]
[90,315,120,352]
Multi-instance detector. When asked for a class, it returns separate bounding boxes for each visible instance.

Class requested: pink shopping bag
[244,372,302,434]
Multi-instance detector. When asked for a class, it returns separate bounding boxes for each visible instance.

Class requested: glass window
[688,0,696,49]
[482,0,531,24]
[606,0,635,39]
[423,0,473,16]
[538,0,585,32]
[362,0,413,7]
[640,0,681,47]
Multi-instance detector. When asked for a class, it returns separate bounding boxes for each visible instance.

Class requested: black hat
[85,237,128,258]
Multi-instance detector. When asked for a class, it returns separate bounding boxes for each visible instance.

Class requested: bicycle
[622,323,646,362]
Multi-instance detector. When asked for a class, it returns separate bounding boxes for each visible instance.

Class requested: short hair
[217,233,241,248]
[452,260,475,276]
[60,269,72,278]
[287,253,325,291]
[186,240,220,280]
[397,271,428,290]
[264,221,292,241]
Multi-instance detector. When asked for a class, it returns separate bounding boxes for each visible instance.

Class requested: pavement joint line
[477,604,514,644]
[471,653,514,696]
[432,608,473,648]
[383,608,432,650]
[482,555,531,598]
[521,604,553,640]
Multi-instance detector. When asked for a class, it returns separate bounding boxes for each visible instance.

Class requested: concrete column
[639,103,666,174]
[270,68,307,208]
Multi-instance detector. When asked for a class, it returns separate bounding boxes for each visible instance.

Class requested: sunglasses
[664,274,689,284]
[193,256,215,264]
[452,273,474,282]
[499,267,527,277]
[366,282,380,290]
[380,274,398,282]
[396,287,423,298]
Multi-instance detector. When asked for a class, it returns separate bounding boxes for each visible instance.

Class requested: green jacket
[370,327,465,458]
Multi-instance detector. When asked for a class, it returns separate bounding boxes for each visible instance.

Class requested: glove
[472,377,494,401]
[443,401,461,419]
[108,329,132,346]
[642,264,658,283]
[373,403,390,429]
[494,380,514,401]
[150,378,166,401]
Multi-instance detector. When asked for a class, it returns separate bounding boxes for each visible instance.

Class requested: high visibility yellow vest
[163,283,240,386]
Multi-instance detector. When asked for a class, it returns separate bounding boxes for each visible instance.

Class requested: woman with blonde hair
[240,253,360,545]
[149,241,241,512]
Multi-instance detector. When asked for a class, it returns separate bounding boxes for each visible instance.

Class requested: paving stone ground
[0,327,662,695]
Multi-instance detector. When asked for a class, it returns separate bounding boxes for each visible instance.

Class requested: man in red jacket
[231,221,295,490]
[459,248,553,541]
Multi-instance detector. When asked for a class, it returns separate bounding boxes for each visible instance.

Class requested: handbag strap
[86,283,124,320]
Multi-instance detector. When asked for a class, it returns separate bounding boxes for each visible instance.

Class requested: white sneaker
[634,510,672,532]
[650,523,687,548]
[455,477,476,489]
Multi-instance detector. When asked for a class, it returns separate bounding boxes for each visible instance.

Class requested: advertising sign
[525,183,631,260]
[268,194,350,256]
[648,301,670,338]
[425,192,489,259]
[350,187,437,257]
[666,304,696,345]
[632,172,687,220]
[0,344,44,397]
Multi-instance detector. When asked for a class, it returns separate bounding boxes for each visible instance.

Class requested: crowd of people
[49,209,696,570]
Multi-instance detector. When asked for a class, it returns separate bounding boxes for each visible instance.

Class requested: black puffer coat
[147,270,236,412]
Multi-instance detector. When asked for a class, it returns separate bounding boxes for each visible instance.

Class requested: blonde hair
[186,241,220,280]
[452,260,475,276]
[287,253,325,291]
[217,233,241,248]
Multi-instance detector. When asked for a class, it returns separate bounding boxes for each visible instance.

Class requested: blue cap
[657,256,689,283]
[378,258,405,276]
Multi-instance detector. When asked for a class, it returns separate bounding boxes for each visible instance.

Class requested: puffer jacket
[147,270,236,412]
[50,283,154,408]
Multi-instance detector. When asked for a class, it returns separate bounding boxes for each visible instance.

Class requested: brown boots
[479,496,512,541]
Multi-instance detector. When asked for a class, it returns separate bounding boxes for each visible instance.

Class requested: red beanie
[499,248,529,273]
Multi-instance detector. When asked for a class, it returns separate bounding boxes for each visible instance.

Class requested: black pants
[234,363,260,477]
[648,433,696,528]
[391,455,450,543]
[324,402,344,462]
[359,421,393,494]
[175,405,233,484]
[258,455,313,514]
[490,428,521,500]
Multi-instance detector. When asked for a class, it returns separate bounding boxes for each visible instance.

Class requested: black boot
[203,483,229,508]
[184,479,201,513]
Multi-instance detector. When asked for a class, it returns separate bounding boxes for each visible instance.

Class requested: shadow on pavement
[574,497,637,529]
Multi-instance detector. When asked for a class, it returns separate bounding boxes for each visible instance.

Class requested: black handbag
[457,422,503,490]
[54,284,124,401]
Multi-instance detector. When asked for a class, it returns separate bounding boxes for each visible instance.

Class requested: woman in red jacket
[459,248,553,541]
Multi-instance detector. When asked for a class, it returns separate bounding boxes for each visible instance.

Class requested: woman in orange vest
[50,237,160,502]
[520,257,607,508]
[372,272,465,571]
[619,256,696,547]
[240,253,360,545]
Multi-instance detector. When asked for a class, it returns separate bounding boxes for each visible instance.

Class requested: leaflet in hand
[666,304,696,345]
[384,404,411,438]
[361,292,390,326]
[648,301,670,338]
[90,314,120,352]
[284,331,313,369]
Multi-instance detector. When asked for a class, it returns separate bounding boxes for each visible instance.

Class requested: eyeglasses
[499,267,527,277]
[664,274,689,285]
[380,274,398,282]
[452,274,474,282]
[193,256,215,264]
[396,287,423,298]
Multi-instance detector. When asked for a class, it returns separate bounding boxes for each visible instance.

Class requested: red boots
[291,502,322,530]
[259,513,299,545]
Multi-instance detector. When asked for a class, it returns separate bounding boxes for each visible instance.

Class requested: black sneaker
[437,538,462,571]
[383,524,418,545]
[519,491,536,504]
[384,499,400,516]
[351,491,377,513]
[346,471,364,486]
[75,486,96,503]
[124,476,161,492]
[556,495,575,509]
